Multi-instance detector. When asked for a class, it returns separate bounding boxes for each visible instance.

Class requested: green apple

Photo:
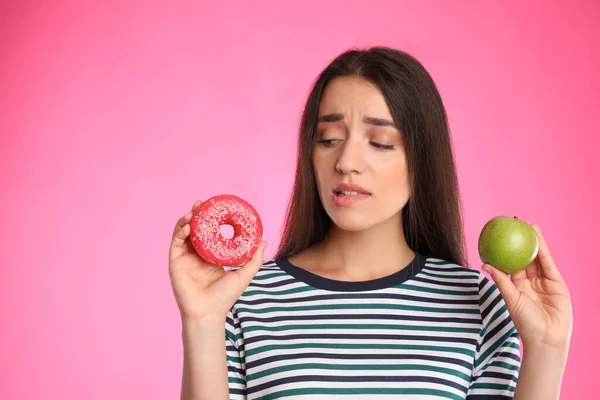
[478,216,539,274]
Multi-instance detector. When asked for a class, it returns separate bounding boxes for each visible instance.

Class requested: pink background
[1,1,598,398]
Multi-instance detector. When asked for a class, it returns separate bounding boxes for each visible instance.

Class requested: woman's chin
[328,214,377,232]
[324,202,405,234]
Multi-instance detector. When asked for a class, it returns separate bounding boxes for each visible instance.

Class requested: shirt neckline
[274,252,427,292]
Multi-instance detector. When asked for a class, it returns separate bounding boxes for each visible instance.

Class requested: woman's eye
[370,142,395,150]
[317,139,339,146]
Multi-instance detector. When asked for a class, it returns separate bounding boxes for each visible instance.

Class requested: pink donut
[189,194,263,266]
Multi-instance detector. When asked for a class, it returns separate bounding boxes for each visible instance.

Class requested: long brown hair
[274,46,468,267]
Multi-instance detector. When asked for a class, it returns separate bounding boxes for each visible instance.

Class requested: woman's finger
[169,223,191,261]
[172,212,193,237]
[510,268,528,284]
[482,263,520,310]
[531,224,563,282]
[171,201,203,239]
[191,200,203,212]
[233,241,268,286]
[524,261,538,277]
[520,220,542,279]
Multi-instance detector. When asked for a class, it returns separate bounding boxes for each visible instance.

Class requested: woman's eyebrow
[316,113,396,127]
[363,116,396,127]
[316,113,344,123]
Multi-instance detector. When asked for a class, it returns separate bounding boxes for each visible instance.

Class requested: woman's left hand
[482,222,573,350]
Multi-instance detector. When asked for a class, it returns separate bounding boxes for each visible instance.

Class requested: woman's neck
[291,214,416,282]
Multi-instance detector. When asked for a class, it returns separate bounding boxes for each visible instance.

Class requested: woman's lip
[333,183,371,194]
[331,192,371,207]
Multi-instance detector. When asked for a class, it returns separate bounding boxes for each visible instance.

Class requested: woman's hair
[274,46,468,267]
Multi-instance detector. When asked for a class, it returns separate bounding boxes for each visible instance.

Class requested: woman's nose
[335,139,366,174]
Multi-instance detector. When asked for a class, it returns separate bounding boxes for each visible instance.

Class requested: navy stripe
[249,278,299,289]
[482,315,512,345]
[240,312,481,325]
[423,265,478,275]
[228,365,244,375]
[481,291,503,320]
[497,347,521,363]
[472,370,518,383]
[244,333,478,346]
[226,345,237,352]
[478,276,487,292]
[226,316,236,329]
[413,275,479,288]
[246,351,473,370]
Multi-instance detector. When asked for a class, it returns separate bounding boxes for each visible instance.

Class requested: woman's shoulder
[225,259,286,277]
[421,255,484,278]
[420,255,499,294]
[421,256,509,319]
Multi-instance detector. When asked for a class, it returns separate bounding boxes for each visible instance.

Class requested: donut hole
[219,224,235,239]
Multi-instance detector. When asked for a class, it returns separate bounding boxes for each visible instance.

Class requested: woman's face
[313,75,410,232]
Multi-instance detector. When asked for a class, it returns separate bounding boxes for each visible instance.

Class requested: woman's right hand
[168,200,268,323]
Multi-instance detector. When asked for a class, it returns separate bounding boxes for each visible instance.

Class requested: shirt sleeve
[225,306,246,399]
[466,273,521,399]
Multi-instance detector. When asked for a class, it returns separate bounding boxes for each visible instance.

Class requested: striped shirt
[225,252,520,399]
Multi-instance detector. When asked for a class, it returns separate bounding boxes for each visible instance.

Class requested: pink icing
[190,196,261,266]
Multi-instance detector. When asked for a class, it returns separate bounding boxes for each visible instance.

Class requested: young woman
[168,47,572,399]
